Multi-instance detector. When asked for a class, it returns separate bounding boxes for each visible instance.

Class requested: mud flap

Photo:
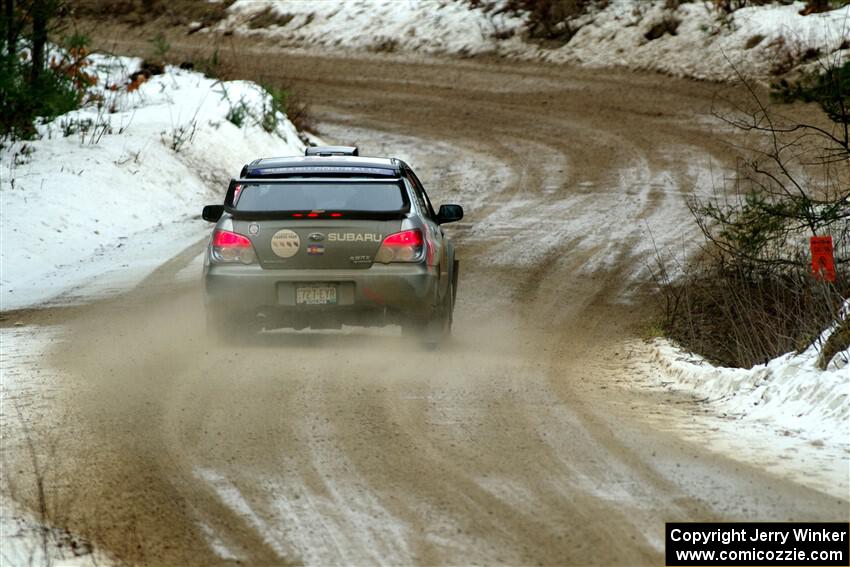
[452,258,459,307]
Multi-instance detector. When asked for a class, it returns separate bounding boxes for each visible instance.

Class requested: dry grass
[246,6,295,30]
[653,252,847,368]
[498,0,598,45]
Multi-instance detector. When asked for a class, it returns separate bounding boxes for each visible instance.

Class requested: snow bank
[653,340,848,445]
[651,311,849,454]
[221,0,527,57]
[562,1,850,81]
[0,54,306,311]
[624,307,848,497]
[217,0,850,82]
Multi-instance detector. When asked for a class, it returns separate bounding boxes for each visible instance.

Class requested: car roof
[242,155,405,179]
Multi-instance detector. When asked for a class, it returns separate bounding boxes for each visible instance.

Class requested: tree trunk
[30,0,48,86]
[4,0,13,58]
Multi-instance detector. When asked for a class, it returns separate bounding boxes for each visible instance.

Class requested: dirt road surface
[3,47,848,566]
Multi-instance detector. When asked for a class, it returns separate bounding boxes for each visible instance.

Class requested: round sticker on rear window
[271,229,300,258]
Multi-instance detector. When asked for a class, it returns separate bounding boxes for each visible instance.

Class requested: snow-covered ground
[629,312,849,499]
[563,1,850,80]
[216,0,850,82]
[0,54,307,311]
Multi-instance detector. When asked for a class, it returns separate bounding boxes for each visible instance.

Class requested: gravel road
[3,46,847,566]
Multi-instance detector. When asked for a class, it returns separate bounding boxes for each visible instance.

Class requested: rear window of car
[233,181,407,212]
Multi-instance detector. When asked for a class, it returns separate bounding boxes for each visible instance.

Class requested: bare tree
[654,55,848,367]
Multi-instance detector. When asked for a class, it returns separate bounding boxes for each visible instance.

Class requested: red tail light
[211,230,256,264]
[213,230,251,248]
[375,229,425,263]
[382,229,423,247]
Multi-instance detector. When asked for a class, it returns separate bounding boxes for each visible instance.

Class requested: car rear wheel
[421,282,454,349]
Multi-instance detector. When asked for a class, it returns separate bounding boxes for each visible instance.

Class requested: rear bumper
[204,261,439,323]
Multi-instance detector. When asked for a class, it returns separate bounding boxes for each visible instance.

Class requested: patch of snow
[653,337,848,446]
[195,384,416,566]
[221,0,528,57]
[196,521,241,561]
[217,0,850,82]
[636,307,849,499]
[466,150,705,284]
[1,53,306,311]
[195,468,293,560]
[196,449,414,566]
[289,405,413,566]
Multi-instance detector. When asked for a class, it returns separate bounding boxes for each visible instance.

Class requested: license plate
[296,285,337,305]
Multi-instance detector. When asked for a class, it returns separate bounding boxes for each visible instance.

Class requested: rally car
[201,146,463,346]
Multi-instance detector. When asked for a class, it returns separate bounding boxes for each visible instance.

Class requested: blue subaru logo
[309,233,325,241]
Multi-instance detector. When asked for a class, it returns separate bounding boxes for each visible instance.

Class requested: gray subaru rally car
[201,146,463,345]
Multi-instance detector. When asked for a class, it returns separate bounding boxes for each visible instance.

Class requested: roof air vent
[305,146,359,157]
